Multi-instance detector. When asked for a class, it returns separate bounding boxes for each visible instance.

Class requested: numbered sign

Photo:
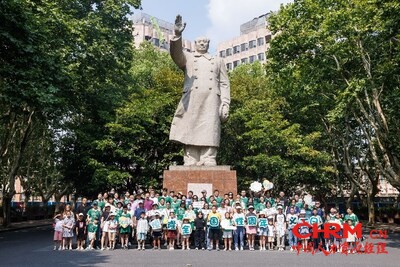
[182,224,191,235]
[247,216,257,226]
[259,218,267,228]
[289,216,298,226]
[309,217,319,225]
[235,217,244,226]
[151,220,161,230]
[209,217,220,228]
[167,220,176,230]
[119,217,129,228]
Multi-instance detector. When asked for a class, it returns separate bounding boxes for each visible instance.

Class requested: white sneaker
[290,247,294,252]
[182,246,185,250]
[53,246,57,251]
[224,248,227,251]
[235,247,239,251]
[240,246,244,251]
[187,247,190,250]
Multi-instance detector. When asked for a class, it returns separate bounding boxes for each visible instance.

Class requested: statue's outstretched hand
[174,15,186,37]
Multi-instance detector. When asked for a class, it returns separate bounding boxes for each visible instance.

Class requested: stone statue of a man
[169,15,230,166]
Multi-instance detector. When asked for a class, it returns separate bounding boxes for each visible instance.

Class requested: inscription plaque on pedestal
[163,166,237,196]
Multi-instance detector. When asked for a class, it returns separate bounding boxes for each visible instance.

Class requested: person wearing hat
[180,217,192,250]
[107,212,118,250]
[274,205,286,251]
[119,205,132,249]
[232,205,245,250]
[53,214,64,250]
[245,205,257,250]
[87,201,100,221]
[75,213,87,250]
[149,212,163,249]
[297,209,310,250]
[258,211,268,251]
[201,189,208,201]
[146,202,160,219]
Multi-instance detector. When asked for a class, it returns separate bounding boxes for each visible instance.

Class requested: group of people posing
[52,188,360,253]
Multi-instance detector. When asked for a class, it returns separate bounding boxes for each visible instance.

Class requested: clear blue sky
[137,0,293,53]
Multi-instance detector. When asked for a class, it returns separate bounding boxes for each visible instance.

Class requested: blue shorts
[258,228,268,236]
[137,232,147,241]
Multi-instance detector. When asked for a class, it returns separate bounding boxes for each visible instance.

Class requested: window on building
[153,38,160,47]
[226,48,233,56]
[265,35,272,43]
[233,60,240,68]
[220,50,226,58]
[226,63,233,70]
[249,40,257,49]
[249,55,257,63]
[241,58,248,64]
[241,43,248,52]
[258,52,265,61]
[257,37,264,46]
[233,45,240,54]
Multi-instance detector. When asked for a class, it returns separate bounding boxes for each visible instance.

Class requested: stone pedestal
[163,166,237,196]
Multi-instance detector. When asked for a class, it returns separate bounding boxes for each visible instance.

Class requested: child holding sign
[118,205,132,250]
[181,217,192,250]
[149,212,163,250]
[207,205,221,251]
[221,212,234,251]
[246,205,257,251]
[232,206,245,251]
[167,211,178,250]
[258,211,268,251]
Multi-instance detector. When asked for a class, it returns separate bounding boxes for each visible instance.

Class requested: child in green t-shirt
[87,219,98,250]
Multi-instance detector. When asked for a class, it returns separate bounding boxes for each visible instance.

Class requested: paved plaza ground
[0,224,399,267]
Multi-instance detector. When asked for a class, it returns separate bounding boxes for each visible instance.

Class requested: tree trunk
[367,193,375,226]
[2,196,12,227]
[54,195,62,214]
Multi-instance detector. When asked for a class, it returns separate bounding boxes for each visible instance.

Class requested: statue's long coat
[169,37,230,147]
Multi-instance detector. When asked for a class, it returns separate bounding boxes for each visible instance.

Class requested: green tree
[0,0,142,226]
[219,63,333,195]
[93,43,183,191]
[267,0,400,223]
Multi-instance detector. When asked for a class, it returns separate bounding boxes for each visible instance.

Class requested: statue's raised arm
[174,15,186,37]
[170,15,187,69]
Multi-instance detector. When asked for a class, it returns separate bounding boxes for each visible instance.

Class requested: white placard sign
[187,183,213,199]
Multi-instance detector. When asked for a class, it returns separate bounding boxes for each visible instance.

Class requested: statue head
[195,36,210,54]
